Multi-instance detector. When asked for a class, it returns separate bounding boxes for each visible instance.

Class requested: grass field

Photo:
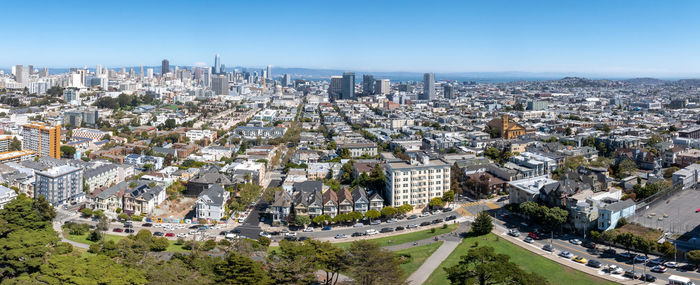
[424,233,617,285]
[65,233,189,253]
[395,241,442,279]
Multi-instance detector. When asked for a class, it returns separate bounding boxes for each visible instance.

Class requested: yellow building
[0,150,36,163]
[21,123,61,159]
[486,114,526,140]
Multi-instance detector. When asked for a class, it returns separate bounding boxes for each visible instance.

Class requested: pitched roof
[351,186,368,202]
[323,189,338,205]
[337,188,353,205]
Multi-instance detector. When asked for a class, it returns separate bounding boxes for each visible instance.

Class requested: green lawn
[65,233,189,253]
[333,224,459,249]
[424,233,616,285]
[395,241,442,279]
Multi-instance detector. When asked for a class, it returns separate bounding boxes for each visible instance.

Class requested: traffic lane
[231,199,266,239]
[66,217,236,240]
[299,211,458,238]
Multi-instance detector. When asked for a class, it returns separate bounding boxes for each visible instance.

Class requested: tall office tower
[443,84,455,99]
[27,65,34,75]
[203,67,212,88]
[129,68,135,78]
[96,64,102,76]
[147,68,154,78]
[121,67,126,74]
[282,74,291,86]
[329,76,343,99]
[261,69,267,81]
[220,64,226,74]
[423,72,435,100]
[362,74,375,95]
[35,165,84,205]
[211,75,229,95]
[266,65,272,80]
[213,54,221,74]
[14,65,25,85]
[161,59,170,76]
[21,122,61,159]
[39,68,49,77]
[341,72,355,100]
[140,65,144,79]
[374,79,390,95]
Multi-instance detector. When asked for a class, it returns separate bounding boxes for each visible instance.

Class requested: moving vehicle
[582,241,596,248]
[528,232,540,240]
[651,265,667,273]
[445,215,457,221]
[680,264,698,271]
[558,251,574,259]
[587,259,602,268]
[142,223,152,227]
[648,257,665,265]
[112,228,123,232]
[668,275,694,285]
[380,227,394,233]
[407,224,418,229]
[259,231,272,238]
[619,252,635,259]
[542,244,555,252]
[602,248,616,255]
[572,256,587,264]
[523,237,533,243]
[639,274,656,282]
[284,232,297,237]
[334,234,348,239]
[431,219,443,224]
[633,255,648,263]
[225,233,237,239]
[351,232,364,237]
[508,229,520,237]
[569,238,582,245]
[623,270,640,279]
[365,229,378,235]
[665,261,680,268]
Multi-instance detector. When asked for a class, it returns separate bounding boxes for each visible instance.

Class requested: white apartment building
[186,129,217,142]
[0,185,17,209]
[385,154,450,207]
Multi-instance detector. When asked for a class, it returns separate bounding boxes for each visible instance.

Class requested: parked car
[408,215,418,220]
[623,270,640,279]
[587,259,602,268]
[602,248,616,255]
[607,265,623,274]
[351,232,364,237]
[124,228,134,234]
[365,229,378,235]
[322,226,332,231]
[569,239,582,245]
[298,237,309,241]
[334,234,348,239]
[395,226,405,231]
[259,231,272,238]
[651,265,667,273]
[558,251,574,259]
[572,256,587,264]
[370,220,381,225]
[386,218,398,223]
[142,223,152,227]
[165,232,175,237]
[639,274,656,282]
[648,257,665,265]
[542,244,554,252]
[528,232,540,240]
[231,228,241,234]
[664,261,679,268]
[407,224,418,229]
[303,227,314,232]
[284,236,298,241]
[153,231,164,237]
[582,241,596,249]
[508,229,520,237]
[420,221,431,226]
[419,213,430,217]
[112,228,123,232]
[284,232,297,237]
[380,227,394,233]
[445,215,457,221]
[679,264,698,271]
[619,252,635,259]
[523,237,534,243]
[633,255,648,263]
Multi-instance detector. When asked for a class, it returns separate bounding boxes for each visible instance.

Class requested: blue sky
[2,0,700,76]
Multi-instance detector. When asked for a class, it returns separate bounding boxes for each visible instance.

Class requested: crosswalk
[455,201,502,217]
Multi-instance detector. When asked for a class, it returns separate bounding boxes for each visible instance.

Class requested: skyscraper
[329,76,342,100]
[362,74,375,95]
[96,64,102,76]
[203,67,211,88]
[266,65,272,80]
[282,74,291,87]
[22,122,61,159]
[212,75,229,95]
[374,79,390,95]
[443,84,455,99]
[341,72,355,100]
[14,65,26,85]
[161,59,170,76]
[213,54,221,74]
[423,73,435,100]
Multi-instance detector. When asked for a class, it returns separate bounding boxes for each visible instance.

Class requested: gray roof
[93,181,128,199]
[84,164,118,179]
[199,184,227,206]
[351,186,368,203]
[602,199,636,213]
[293,181,323,193]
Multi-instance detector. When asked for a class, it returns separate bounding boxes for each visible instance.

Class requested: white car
[303,227,314,232]
[259,231,272,238]
[608,265,624,274]
[559,251,574,259]
[569,239,582,245]
[334,234,348,239]
[176,233,187,238]
[365,229,379,235]
[664,261,679,268]
[419,213,430,217]
[284,232,297,237]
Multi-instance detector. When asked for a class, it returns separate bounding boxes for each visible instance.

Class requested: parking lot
[631,187,700,236]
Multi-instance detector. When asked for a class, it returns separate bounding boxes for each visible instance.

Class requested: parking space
[631,188,700,235]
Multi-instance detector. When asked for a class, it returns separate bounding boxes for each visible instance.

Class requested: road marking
[485,202,500,209]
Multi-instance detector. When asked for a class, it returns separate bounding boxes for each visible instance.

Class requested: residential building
[362,74,374,95]
[368,192,384,211]
[0,185,17,209]
[22,122,61,159]
[385,153,450,207]
[186,129,217,142]
[322,189,338,217]
[0,150,36,163]
[337,142,378,158]
[84,164,119,192]
[270,190,293,222]
[597,199,637,231]
[351,186,369,213]
[374,79,390,95]
[196,184,230,221]
[35,165,84,205]
[337,188,354,215]
[507,175,558,204]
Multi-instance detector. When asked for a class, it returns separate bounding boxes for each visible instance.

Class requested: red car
[165,232,175,237]
[112,228,123,232]
[528,232,540,240]
[696,208,700,213]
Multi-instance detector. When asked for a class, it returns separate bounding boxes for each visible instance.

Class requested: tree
[380,206,398,218]
[337,148,351,159]
[658,241,677,258]
[308,240,349,285]
[215,253,271,285]
[615,159,637,179]
[614,232,636,254]
[295,215,311,227]
[13,254,147,284]
[687,250,700,266]
[340,160,355,184]
[9,137,21,151]
[544,207,568,232]
[267,239,316,284]
[347,240,405,285]
[445,246,548,285]
[484,147,500,161]
[348,211,363,222]
[258,236,271,247]
[327,141,337,150]
[150,237,170,252]
[442,190,455,203]
[262,186,283,203]
[365,209,380,221]
[471,211,493,235]
[429,197,444,209]
[565,126,573,136]
[519,201,539,220]
[313,215,331,225]
[663,166,679,179]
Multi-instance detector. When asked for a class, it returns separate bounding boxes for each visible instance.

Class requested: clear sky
[3,0,700,77]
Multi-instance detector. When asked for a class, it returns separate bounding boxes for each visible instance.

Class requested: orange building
[486,114,526,140]
[21,122,61,159]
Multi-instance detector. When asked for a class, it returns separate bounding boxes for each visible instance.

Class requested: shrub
[430,228,436,234]
[258,236,271,247]
[218,239,231,247]
[86,230,102,242]
[201,239,217,251]
[150,237,170,252]
[88,243,101,253]
[175,237,185,245]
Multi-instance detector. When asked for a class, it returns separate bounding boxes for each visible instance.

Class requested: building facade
[385,154,450,207]
[35,165,84,205]
[22,122,61,159]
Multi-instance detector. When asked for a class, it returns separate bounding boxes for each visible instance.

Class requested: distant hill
[622,77,667,85]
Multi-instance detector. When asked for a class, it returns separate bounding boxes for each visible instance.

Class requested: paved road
[495,214,700,284]
[232,199,266,239]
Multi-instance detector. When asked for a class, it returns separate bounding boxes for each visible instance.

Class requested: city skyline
[2,0,700,77]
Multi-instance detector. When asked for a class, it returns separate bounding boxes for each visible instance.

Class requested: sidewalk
[406,240,459,285]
